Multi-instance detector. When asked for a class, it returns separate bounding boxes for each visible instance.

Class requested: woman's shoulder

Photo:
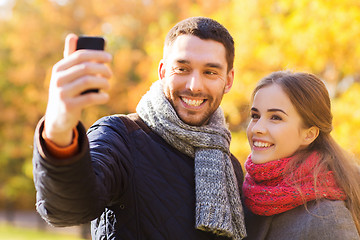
[306,199,347,215]
[270,200,359,240]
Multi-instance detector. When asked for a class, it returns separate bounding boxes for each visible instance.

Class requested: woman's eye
[251,113,260,119]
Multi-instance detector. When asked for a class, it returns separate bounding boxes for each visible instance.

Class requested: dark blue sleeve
[33,116,132,227]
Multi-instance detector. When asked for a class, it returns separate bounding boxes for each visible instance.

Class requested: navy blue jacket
[33,114,244,239]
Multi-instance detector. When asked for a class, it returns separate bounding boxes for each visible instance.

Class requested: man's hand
[44,34,112,147]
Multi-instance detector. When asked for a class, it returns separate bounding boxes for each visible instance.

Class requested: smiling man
[33,17,246,240]
[160,34,233,126]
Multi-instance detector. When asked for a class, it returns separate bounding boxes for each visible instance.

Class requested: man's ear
[158,60,165,80]
[224,68,234,94]
[302,126,320,146]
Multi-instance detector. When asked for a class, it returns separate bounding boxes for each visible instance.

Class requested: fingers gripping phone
[76,36,105,95]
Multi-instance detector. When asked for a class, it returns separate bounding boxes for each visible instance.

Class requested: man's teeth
[254,141,272,148]
[182,97,203,106]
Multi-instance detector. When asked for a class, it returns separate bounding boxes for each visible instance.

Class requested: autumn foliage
[0,0,359,209]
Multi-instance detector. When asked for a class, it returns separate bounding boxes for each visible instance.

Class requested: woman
[242,71,360,239]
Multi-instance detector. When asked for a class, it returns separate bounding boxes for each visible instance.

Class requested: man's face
[159,35,234,126]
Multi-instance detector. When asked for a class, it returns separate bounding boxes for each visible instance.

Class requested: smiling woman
[242,70,360,240]
[247,83,318,164]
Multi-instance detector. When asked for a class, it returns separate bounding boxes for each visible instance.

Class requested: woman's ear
[302,126,320,146]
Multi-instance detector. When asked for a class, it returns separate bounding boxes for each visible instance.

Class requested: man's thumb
[63,33,78,58]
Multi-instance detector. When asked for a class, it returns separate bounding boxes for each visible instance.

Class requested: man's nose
[186,71,204,92]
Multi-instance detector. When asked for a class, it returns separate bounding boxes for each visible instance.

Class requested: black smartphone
[76,36,105,94]
[76,36,105,51]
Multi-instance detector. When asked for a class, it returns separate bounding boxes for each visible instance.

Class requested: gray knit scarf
[136,80,246,240]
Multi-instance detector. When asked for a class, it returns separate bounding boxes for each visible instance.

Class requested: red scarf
[242,152,346,216]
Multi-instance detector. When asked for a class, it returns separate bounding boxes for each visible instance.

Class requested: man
[33,17,246,240]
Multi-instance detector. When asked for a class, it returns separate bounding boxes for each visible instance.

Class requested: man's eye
[175,67,188,73]
[271,115,282,121]
[204,70,216,75]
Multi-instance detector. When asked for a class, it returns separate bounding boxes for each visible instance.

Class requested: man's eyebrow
[177,59,190,64]
[176,59,224,70]
[205,63,223,69]
[251,107,288,116]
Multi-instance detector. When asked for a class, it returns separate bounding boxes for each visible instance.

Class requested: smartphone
[76,36,105,94]
[76,36,105,51]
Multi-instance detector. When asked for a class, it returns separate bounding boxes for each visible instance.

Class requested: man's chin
[179,114,209,126]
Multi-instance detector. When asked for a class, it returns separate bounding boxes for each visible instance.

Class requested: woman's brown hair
[252,70,360,234]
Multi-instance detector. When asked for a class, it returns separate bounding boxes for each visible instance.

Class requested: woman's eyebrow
[250,107,288,116]
[268,108,288,116]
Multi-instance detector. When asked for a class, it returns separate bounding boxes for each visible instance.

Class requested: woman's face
[247,84,311,164]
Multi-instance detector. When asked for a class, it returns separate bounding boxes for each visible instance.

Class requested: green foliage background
[0,0,359,209]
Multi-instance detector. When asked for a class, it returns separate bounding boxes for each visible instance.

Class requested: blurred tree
[332,82,360,158]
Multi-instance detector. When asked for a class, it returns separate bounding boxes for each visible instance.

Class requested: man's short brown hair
[164,17,235,72]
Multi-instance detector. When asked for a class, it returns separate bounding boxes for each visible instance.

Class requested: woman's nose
[251,118,267,135]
